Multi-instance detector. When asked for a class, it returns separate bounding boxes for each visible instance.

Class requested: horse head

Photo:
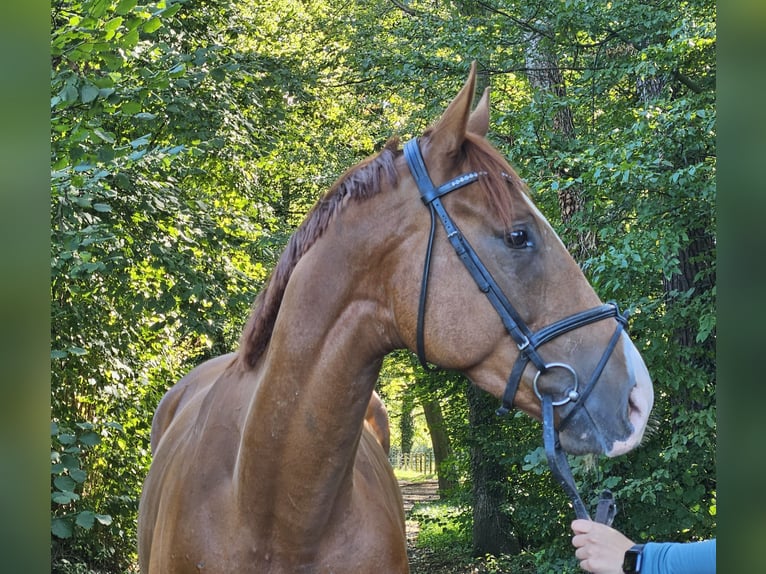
[387,64,653,457]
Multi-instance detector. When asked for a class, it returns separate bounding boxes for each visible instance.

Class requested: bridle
[404,137,626,523]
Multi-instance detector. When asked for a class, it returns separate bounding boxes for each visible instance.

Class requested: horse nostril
[627,386,645,429]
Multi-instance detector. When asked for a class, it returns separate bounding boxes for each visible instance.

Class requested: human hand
[571,519,635,574]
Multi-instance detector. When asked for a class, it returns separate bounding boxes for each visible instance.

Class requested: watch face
[622,545,644,574]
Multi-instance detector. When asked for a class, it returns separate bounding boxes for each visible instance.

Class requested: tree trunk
[640,67,716,409]
[466,384,519,556]
[421,396,456,495]
[524,28,596,258]
[400,390,415,455]
[635,60,715,373]
[663,227,716,384]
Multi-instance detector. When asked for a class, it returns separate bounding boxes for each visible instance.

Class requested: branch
[474,0,551,40]
[672,70,705,94]
[389,0,418,16]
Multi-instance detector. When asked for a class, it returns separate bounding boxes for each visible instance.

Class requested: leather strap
[543,394,590,520]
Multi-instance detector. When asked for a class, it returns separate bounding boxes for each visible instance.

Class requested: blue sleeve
[641,539,716,574]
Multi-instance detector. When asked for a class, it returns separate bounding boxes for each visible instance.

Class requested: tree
[421,391,457,494]
[466,384,519,556]
[50,0,391,568]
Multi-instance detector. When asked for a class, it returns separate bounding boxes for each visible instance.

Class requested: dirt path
[399,478,440,512]
[398,479,440,545]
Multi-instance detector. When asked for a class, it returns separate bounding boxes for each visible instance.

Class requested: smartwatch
[622,544,645,574]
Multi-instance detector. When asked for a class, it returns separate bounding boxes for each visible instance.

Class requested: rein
[404,137,623,524]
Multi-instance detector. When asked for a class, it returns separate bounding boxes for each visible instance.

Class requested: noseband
[404,137,626,523]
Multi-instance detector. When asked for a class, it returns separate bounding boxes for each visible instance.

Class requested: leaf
[93,128,115,143]
[70,468,87,483]
[115,0,138,15]
[80,84,100,104]
[60,454,80,469]
[54,475,76,492]
[122,28,139,48]
[93,203,112,212]
[113,173,132,190]
[104,17,124,32]
[76,511,96,529]
[161,4,182,19]
[89,0,110,19]
[61,84,78,104]
[95,513,113,526]
[143,18,163,34]
[79,432,101,447]
[130,134,151,148]
[57,433,76,446]
[121,100,141,115]
[52,490,79,505]
[51,517,73,539]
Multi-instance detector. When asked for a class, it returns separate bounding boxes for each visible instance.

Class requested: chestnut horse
[138,64,654,573]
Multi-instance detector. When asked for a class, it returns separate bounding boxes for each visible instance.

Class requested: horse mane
[238,133,527,368]
[240,138,402,367]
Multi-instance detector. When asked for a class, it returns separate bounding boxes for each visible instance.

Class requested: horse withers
[138,63,653,573]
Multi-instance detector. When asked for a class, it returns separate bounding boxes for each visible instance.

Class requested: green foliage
[51,421,113,540]
[51,421,116,567]
[411,501,471,554]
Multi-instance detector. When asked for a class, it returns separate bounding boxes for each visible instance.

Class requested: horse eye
[506,229,530,249]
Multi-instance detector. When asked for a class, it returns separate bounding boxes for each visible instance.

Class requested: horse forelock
[239,139,402,368]
[463,134,527,230]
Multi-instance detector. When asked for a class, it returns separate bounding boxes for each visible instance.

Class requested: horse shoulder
[150,352,237,451]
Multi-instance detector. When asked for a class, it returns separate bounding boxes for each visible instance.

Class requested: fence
[388,450,435,474]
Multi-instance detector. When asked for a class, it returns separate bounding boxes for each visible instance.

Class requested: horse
[138,63,654,573]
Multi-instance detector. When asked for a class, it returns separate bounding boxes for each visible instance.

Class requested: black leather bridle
[404,137,626,523]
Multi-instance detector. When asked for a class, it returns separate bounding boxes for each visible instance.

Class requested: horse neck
[235,217,398,541]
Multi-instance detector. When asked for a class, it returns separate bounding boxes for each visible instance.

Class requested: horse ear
[467,87,490,137]
[428,61,477,157]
